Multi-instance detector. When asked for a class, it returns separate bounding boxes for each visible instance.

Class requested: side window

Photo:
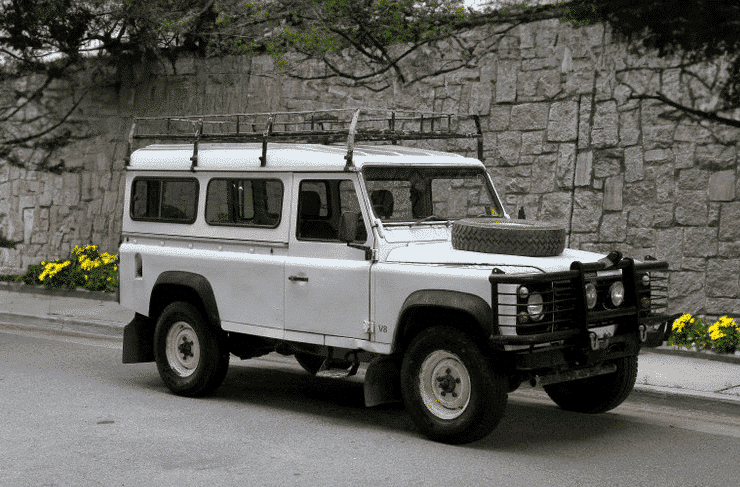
[297,180,335,240]
[206,178,283,227]
[297,179,367,242]
[130,178,198,223]
[339,180,367,242]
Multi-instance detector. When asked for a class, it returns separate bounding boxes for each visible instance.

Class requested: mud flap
[642,313,681,348]
[364,355,402,407]
[122,313,155,363]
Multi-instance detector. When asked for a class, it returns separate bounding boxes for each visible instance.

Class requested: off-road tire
[400,326,508,444]
[451,218,566,257]
[543,355,638,414]
[154,301,230,397]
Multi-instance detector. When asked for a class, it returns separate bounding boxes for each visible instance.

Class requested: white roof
[127,143,483,171]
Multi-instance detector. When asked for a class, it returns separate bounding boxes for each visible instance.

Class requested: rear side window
[130,178,198,223]
[206,178,283,227]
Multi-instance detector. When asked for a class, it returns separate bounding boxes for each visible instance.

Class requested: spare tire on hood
[451,218,566,257]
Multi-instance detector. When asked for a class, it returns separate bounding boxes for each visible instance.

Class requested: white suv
[119,109,672,444]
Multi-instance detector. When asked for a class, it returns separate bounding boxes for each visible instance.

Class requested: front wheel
[543,355,638,413]
[400,326,507,444]
[154,302,229,397]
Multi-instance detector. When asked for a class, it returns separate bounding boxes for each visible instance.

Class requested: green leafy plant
[20,244,119,293]
[669,313,738,353]
[708,316,740,354]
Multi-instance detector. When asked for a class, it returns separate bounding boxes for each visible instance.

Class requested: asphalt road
[2,327,740,487]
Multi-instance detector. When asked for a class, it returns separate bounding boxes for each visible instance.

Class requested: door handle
[288,275,309,282]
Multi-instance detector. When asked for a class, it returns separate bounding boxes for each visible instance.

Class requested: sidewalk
[1,284,739,407]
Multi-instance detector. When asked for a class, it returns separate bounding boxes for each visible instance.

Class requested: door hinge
[363,320,375,337]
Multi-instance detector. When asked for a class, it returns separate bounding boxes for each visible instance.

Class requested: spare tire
[451,218,566,257]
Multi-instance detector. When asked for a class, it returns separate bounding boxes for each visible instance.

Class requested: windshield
[362,166,503,224]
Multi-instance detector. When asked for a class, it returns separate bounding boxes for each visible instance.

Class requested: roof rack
[125,108,484,170]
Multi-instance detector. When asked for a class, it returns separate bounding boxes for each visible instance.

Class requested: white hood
[385,241,606,274]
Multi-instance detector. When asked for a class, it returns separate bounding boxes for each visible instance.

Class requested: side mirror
[338,211,359,243]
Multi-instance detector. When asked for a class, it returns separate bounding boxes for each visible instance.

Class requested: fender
[122,271,221,364]
[394,289,493,350]
[150,271,221,328]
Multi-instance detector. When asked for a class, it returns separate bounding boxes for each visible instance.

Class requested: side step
[315,360,360,378]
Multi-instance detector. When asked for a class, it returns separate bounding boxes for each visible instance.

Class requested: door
[285,176,372,341]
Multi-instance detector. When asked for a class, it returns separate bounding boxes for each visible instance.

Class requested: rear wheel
[400,326,507,444]
[543,356,638,413]
[154,302,229,397]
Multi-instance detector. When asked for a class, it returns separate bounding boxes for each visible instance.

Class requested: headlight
[609,281,625,307]
[527,293,544,321]
[640,273,650,286]
[585,282,598,309]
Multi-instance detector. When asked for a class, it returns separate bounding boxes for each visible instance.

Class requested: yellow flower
[672,313,693,333]
[708,323,726,341]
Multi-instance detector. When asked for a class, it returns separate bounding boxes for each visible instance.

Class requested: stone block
[517,23,535,49]
[678,169,709,191]
[23,208,35,244]
[674,122,713,144]
[669,294,705,315]
[719,202,740,241]
[510,103,549,130]
[706,259,740,298]
[489,104,511,131]
[547,101,578,142]
[495,61,518,103]
[571,189,602,232]
[19,195,36,210]
[599,212,627,242]
[683,227,718,258]
[627,204,673,229]
[624,146,644,183]
[642,125,675,150]
[709,170,735,201]
[696,144,736,170]
[669,271,704,299]
[705,298,740,316]
[627,228,655,248]
[494,131,522,166]
[674,192,707,226]
[593,148,623,178]
[645,164,675,201]
[540,192,572,226]
[556,143,576,189]
[520,131,544,155]
[531,154,557,193]
[591,100,618,148]
[618,109,640,146]
[469,82,492,115]
[681,257,706,272]
[719,242,740,258]
[577,95,592,149]
[574,151,592,187]
[564,63,595,96]
[644,148,674,164]
[603,175,623,211]
[656,228,683,261]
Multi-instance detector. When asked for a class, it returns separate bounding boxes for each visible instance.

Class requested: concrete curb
[631,384,740,414]
[0,312,124,340]
[647,345,740,365]
[0,281,118,302]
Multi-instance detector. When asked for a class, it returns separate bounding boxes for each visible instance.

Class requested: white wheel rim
[166,321,200,377]
[419,350,471,420]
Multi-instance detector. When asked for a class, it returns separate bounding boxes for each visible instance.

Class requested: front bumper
[488,255,670,372]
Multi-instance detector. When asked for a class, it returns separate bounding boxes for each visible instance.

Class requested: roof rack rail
[125,108,484,168]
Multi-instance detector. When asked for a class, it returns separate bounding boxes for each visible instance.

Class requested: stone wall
[1,16,738,317]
